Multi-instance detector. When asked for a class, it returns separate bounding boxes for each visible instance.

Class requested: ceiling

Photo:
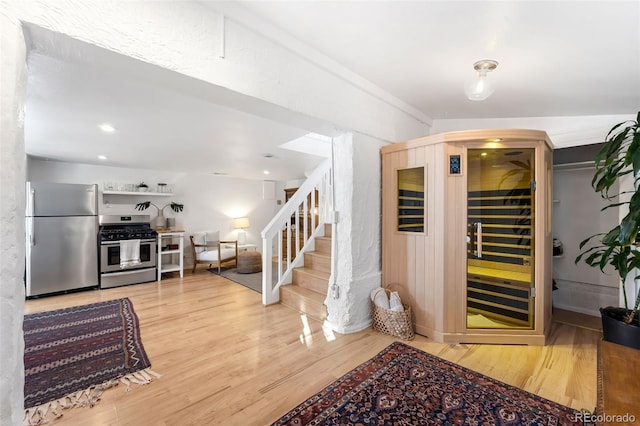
[25,52,326,182]
[234,0,639,119]
[24,1,640,180]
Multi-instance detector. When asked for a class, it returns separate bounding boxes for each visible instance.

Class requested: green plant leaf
[169,202,184,213]
[135,201,151,211]
[576,112,640,309]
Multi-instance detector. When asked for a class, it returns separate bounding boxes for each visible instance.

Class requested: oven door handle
[102,269,154,277]
[101,239,157,246]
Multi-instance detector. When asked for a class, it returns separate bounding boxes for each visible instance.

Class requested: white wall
[552,166,619,315]
[431,114,636,148]
[28,158,279,266]
[0,11,27,426]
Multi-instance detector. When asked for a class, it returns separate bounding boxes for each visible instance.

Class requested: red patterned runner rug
[23,298,160,425]
[273,341,592,425]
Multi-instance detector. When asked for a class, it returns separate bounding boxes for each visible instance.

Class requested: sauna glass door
[466,148,535,329]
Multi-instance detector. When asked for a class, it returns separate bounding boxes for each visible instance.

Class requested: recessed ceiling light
[98,155,108,160]
[98,123,116,133]
[263,170,270,175]
[263,153,276,158]
[487,138,503,143]
[211,172,228,176]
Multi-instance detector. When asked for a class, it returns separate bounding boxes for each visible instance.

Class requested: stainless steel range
[99,215,157,288]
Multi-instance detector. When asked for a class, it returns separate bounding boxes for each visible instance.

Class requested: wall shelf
[103,190,172,196]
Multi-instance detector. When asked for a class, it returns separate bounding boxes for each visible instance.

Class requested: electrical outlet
[331,284,340,299]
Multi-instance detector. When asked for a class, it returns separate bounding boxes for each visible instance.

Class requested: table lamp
[233,217,250,245]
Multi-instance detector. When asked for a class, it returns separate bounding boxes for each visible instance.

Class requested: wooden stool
[237,251,262,274]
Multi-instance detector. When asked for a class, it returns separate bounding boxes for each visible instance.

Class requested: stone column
[0,11,28,425]
[324,132,386,333]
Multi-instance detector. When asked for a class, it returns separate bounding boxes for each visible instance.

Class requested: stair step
[293,267,329,295]
[324,223,332,238]
[304,251,331,274]
[314,236,331,255]
[280,285,327,322]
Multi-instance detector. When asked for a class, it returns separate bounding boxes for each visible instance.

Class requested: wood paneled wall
[382,130,553,345]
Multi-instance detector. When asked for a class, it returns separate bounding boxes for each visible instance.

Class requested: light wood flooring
[25,270,601,425]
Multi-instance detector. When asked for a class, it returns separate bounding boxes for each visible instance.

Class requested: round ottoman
[237,251,262,274]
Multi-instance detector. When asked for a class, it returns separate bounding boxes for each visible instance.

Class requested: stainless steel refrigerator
[25,182,99,297]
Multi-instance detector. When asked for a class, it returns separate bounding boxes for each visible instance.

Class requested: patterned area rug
[23,298,159,424]
[273,342,590,425]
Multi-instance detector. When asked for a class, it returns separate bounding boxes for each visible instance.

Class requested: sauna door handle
[475,222,483,258]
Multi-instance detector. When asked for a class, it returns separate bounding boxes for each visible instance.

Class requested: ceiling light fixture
[465,60,498,101]
[97,155,108,160]
[98,123,116,133]
[263,170,270,175]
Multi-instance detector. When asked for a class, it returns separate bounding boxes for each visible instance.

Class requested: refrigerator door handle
[29,188,35,245]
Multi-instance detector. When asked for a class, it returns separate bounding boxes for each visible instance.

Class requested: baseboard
[553,306,602,331]
[553,303,601,317]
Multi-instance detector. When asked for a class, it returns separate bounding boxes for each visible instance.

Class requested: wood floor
[24,270,600,425]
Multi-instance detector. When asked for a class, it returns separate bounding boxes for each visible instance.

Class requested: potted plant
[136,182,149,192]
[135,201,184,229]
[575,112,640,349]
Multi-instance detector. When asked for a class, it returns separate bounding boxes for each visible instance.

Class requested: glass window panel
[398,167,425,233]
[466,148,535,330]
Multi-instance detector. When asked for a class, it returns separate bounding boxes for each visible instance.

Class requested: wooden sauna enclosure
[381,129,554,345]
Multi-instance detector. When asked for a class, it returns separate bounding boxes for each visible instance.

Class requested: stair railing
[261,159,332,305]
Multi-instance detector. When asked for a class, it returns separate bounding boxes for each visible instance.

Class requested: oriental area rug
[273,342,592,426]
[23,298,159,425]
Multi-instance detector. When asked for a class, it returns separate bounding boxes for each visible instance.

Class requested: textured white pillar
[324,133,386,333]
[0,12,28,425]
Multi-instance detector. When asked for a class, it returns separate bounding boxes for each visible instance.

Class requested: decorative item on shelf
[157,183,167,193]
[135,201,184,229]
[136,182,149,192]
[232,217,250,245]
[575,111,640,350]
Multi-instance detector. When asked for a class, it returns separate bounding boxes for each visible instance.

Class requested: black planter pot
[600,306,640,350]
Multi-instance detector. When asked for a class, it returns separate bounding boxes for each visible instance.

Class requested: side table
[157,230,184,281]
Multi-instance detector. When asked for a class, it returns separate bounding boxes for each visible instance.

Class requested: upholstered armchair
[189,231,238,273]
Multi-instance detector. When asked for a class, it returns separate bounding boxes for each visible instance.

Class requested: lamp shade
[233,217,250,229]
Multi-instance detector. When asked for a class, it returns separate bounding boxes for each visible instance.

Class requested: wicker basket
[371,290,414,340]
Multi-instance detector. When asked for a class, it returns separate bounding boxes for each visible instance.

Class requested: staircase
[261,159,332,306]
[279,224,331,321]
